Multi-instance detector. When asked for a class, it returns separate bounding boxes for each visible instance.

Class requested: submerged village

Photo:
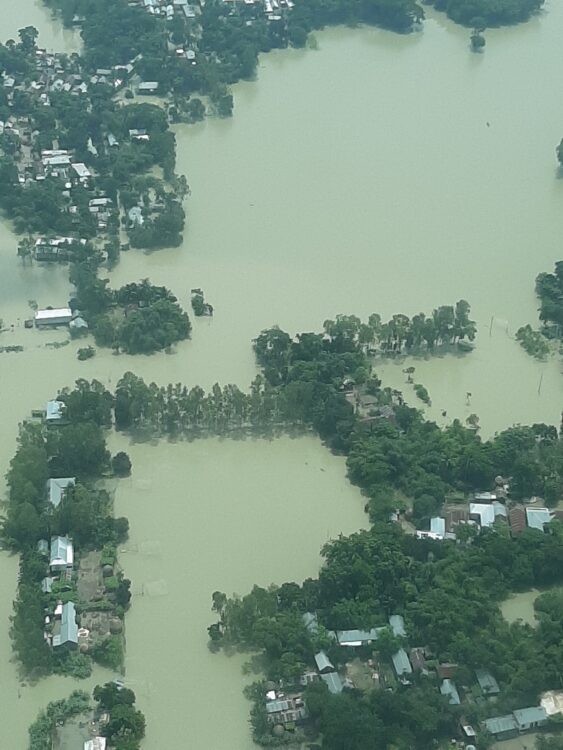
[3,0,563,748]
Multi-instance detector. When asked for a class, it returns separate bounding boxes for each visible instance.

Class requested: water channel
[1,0,563,746]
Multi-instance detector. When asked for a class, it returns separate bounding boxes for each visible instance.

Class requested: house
[475,668,500,696]
[69,316,88,332]
[52,601,78,649]
[469,503,495,528]
[129,128,150,142]
[541,690,563,717]
[430,517,446,538]
[46,399,65,423]
[321,672,344,694]
[84,738,107,750]
[440,679,461,705]
[50,535,74,571]
[336,628,382,647]
[388,614,406,638]
[302,612,319,635]
[265,695,307,725]
[474,491,497,502]
[314,651,334,674]
[509,506,527,536]
[72,162,91,179]
[35,308,73,327]
[41,576,54,593]
[437,663,458,680]
[138,81,159,94]
[409,647,427,672]
[391,648,412,678]
[513,706,547,731]
[526,507,553,532]
[47,477,76,508]
[483,715,518,740]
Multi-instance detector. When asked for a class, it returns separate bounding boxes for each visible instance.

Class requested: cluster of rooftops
[415,487,558,541]
[265,611,560,743]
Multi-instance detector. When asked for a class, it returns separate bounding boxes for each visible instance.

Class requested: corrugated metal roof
[430,517,446,537]
[336,628,382,646]
[321,672,343,694]
[314,651,334,673]
[475,668,499,694]
[526,507,552,531]
[483,715,517,735]
[391,648,412,676]
[47,477,75,508]
[513,706,547,727]
[440,679,460,705]
[302,612,319,634]
[470,503,495,527]
[388,615,406,638]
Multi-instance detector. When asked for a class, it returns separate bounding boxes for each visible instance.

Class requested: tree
[112,452,132,477]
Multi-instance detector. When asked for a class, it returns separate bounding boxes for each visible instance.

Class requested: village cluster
[265,611,563,745]
[37,400,124,657]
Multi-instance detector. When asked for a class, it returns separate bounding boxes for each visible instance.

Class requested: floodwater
[3,0,81,52]
[500,589,540,627]
[109,434,366,749]
[1,0,563,747]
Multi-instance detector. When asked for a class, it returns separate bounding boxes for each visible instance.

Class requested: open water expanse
[1,0,563,745]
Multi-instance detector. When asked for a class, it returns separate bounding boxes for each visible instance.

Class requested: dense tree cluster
[70,274,192,354]
[536,261,563,332]
[94,682,146,749]
[428,0,543,26]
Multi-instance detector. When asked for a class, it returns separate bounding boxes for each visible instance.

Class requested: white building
[35,308,73,327]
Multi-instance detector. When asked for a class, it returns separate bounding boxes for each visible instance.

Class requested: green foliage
[53,650,93,678]
[536,262,563,331]
[77,346,96,360]
[48,421,110,478]
[516,324,550,359]
[428,0,542,26]
[28,691,90,750]
[413,383,430,404]
[91,634,125,670]
[112,451,132,476]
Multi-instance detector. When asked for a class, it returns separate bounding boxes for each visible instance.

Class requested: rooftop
[440,679,460,705]
[320,671,343,694]
[513,706,547,727]
[526,507,552,531]
[314,651,334,673]
[35,307,73,320]
[388,614,406,638]
[483,715,517,736]
[336,627,382,646]
[475,668,500,695]
[391,648,412,676]
[47,477,75,508]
